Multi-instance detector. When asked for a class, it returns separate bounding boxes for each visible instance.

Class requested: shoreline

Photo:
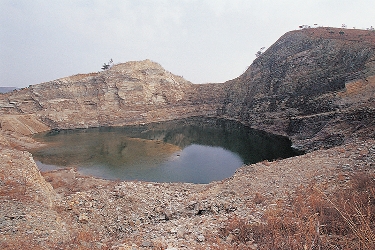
[2,128,374,248]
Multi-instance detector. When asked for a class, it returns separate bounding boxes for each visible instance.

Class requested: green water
[32,117,301,183]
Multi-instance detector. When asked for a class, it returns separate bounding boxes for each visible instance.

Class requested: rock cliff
[222,27,375,150]
[1,27,375,249]
[1,28,374,150]
[0,59,223,130]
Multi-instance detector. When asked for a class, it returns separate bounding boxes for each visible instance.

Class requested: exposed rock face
[0,59,224,129]
[0,143,69,248]
[0,114,49,136]
[1,28,374,150]
[1,27,375,249]
[222,27,375,150]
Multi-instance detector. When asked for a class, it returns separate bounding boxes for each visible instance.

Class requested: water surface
[32,117,301,183]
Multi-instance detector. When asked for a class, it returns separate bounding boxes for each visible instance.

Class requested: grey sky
[1,0,374,87]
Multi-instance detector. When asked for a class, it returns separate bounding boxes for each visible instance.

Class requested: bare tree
[101,59,114,70]
[101,63,110,70]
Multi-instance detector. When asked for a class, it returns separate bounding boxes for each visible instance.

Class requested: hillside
[0,59,223,131]
[1,29,375,151]
[1,27,375,249]
[222,27,375,150]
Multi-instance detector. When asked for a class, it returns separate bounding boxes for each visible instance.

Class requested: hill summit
[222,27,375,149]
[0,59,223,129]
[1,28,375,150]
[1,27,375,249]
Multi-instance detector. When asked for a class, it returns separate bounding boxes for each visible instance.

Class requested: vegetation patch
[219,172,375,249]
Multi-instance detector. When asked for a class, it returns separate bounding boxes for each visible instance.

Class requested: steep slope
[222,27,375,150]
[1,27,375,249]
[0,59,224,129]
[1,28,375,151]
[0,114,49,136]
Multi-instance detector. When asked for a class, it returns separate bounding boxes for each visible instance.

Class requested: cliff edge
[1,27,375,249]
[222,27,375,150]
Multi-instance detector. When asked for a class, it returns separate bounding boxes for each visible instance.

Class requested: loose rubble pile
[1,134,374,249]
[1,27,375,249]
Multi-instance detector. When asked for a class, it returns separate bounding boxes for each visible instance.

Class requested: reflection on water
[31,117,302,183]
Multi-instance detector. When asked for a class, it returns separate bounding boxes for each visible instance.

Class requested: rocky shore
[1,133,374,249]
[1,27,375,249]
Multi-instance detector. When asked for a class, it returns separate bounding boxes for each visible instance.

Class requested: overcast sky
[1,0,374,87]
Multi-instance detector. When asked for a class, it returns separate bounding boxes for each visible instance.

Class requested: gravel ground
[1,134,374,249]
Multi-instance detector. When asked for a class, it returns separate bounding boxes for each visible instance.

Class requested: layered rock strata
[1,28,374,151]
[222,27,375,150]
[1,27,375,249]
[0,59,224,130]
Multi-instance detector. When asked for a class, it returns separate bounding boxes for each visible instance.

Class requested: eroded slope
[1,27,375,249]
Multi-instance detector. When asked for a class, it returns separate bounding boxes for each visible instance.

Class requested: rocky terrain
[222,27,375,150]
[1,27,375,249]
[0,59,223,129]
